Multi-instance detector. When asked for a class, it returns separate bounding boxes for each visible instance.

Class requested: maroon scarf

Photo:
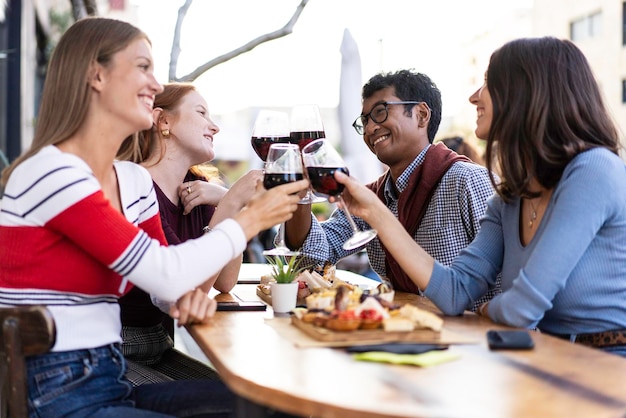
[366,143,471,293]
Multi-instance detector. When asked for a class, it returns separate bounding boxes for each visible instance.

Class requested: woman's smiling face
[169,90,220,164]
[97,37,163,134]
[469,72,493,140]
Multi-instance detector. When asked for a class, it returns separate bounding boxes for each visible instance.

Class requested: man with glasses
[285,69,499,309]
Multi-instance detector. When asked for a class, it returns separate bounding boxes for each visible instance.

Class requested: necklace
[528,199,538,228]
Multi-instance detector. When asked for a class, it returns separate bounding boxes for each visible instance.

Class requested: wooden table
[190,268,626,418]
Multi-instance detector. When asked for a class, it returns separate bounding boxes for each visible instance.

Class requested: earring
[161,129,170,137]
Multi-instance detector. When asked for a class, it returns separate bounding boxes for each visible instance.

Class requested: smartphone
[216,301,267,312]
[486,330,534,350]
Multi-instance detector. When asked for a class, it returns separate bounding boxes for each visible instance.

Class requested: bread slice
[383,317,415,332]
[399,304,443,332]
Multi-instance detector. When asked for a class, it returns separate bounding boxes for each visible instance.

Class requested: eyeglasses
[352,101,423,135]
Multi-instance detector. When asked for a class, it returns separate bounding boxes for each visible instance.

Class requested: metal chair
[0,306,56,418]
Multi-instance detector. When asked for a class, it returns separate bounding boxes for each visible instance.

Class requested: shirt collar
[383,144,431,201]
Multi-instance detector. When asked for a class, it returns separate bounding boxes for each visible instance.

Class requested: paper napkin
[352,350,460,367]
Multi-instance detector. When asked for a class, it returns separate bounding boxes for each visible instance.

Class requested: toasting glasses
[289,104,327,204]
[301,139,377,250]
[262,143,303,256]
[250,110,291,163]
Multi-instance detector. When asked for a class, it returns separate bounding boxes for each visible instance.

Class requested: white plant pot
[270,281,298,313]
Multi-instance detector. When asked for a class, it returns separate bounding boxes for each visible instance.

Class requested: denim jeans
[26,343,235,418]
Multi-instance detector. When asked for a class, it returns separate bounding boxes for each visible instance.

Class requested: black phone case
[216,301,267,312]
[486,330,534,350]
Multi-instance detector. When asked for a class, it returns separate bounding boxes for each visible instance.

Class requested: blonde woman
[0,17,307,417]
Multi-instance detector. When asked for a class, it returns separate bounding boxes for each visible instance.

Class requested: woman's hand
[333,170,436,293]
[235,179,309,241]
[477,302,490,319]
[179,181,228,215]
[218,170,264,214]
[169,288,217,326]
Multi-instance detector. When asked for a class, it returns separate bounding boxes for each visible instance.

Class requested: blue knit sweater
[425,148,626,335]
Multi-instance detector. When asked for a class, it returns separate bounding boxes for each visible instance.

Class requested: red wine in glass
[262,143,303,257]
[289,130,325,150]
[306,167,349,196]
[302,139,377,251]
[263,172,304,189]
[251,136,291,162]
[250,110,290,163]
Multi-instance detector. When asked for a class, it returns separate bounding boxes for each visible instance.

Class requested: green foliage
[49,9,72,35]
[265,255,307,284]
[311,202,332,221]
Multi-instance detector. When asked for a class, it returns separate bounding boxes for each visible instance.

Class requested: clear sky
[132,0,532,117]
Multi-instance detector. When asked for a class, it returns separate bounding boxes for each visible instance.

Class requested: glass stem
[276,222,288,248]
[338,196,359,233]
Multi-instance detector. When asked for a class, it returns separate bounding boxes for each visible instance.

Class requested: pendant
[528,210,537,228]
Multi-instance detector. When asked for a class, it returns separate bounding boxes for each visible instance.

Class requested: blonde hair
[1,17,148,186]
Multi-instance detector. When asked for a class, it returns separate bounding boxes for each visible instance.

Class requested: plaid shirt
[298,145,500,309]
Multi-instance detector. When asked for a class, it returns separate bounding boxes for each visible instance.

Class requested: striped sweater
[0,145,246,351]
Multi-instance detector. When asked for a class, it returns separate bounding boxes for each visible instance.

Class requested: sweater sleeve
[12,154,246,303]
[48,192,246,302]
[426,149,626,327]
[486,149,625,327]
[424,194,504,315]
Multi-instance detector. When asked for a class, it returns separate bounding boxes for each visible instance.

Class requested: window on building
[589,12,602,37]
[571,11,603,41]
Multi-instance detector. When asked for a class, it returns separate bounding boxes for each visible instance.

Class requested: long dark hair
[484,37,619,201]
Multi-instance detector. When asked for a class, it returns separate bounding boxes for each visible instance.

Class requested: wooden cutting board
[291,317,441,343]
[256,287,272,305]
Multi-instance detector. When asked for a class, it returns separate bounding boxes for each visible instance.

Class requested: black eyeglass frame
[352,101,424,135]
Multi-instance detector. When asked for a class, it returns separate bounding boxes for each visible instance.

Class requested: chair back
[0,306,56,418]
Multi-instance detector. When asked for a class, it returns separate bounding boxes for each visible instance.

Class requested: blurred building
[2,1,626,165]
[450,5,533,141]
[532,0,626,155]
[451,0,626,158]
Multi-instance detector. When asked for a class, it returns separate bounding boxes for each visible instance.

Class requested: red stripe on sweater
[0,191,167,295]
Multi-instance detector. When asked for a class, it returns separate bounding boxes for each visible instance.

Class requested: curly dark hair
[484,37,619,201]
[361,69,442,142]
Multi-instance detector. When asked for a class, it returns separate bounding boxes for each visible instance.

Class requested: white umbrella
[338,28,383,184]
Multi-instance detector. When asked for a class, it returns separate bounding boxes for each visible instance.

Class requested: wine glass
[250,110,291,163]
[289,104,327,204]
[263,143,303,256]
[301,139,377,250]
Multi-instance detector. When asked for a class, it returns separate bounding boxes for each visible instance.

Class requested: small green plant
[265,255,307,284]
